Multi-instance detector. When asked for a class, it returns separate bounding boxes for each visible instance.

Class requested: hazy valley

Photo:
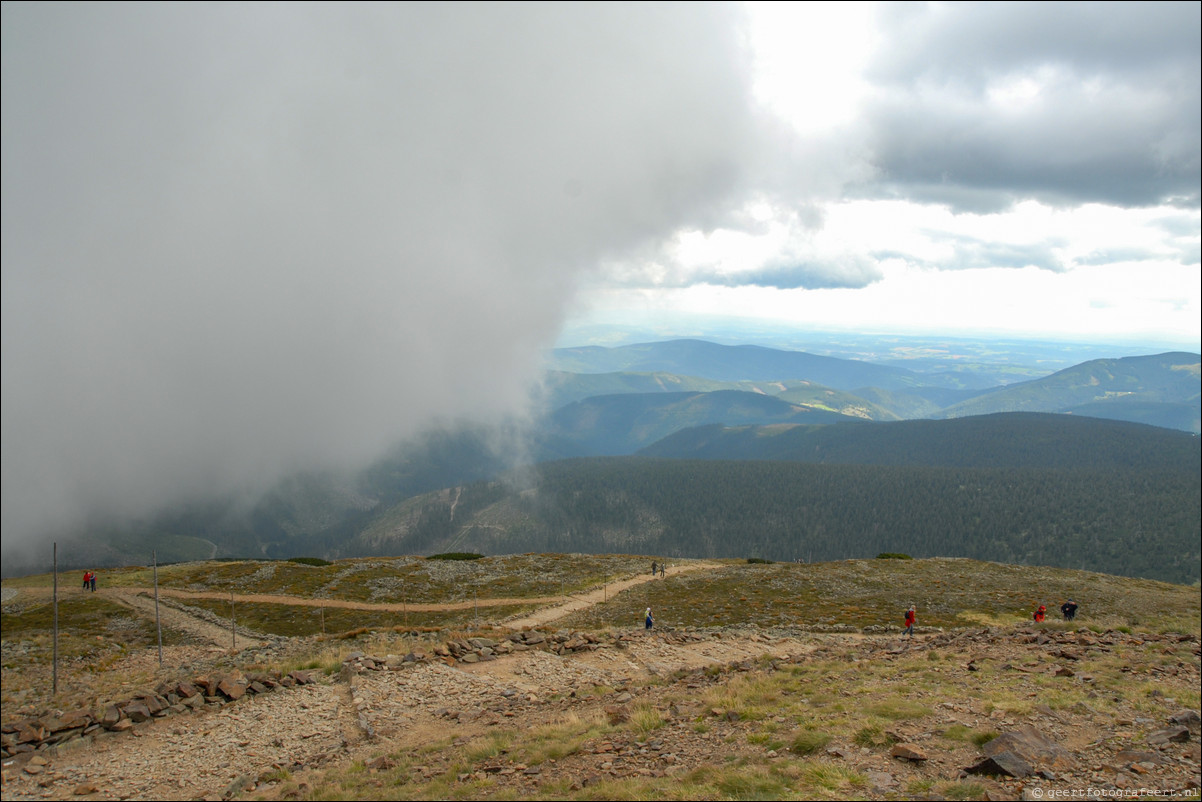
[9,337,1199,588]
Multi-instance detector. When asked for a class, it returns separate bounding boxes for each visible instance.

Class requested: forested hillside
[637,412,1201,470]
[354,456,1200,585]
[545,390,855,455]
[939,352,1200,430]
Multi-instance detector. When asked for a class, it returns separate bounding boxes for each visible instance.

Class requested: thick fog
[2,3,808,561]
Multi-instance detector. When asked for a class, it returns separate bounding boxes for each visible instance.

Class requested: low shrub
[790,729,832,755]
[971,730,999,746]
[287,557,332,567]
[853,723,896,748]
[427,552,485,561]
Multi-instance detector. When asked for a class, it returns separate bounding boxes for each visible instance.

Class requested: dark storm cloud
[858,2,1201,211]
[1,3,780,553]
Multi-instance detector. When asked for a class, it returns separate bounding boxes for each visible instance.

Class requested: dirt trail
[502,561,720,629]
[106,589,253,651]
[9,562,722,626]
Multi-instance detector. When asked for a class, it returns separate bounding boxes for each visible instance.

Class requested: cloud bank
[1,3,787,555]
[861,1,1201,211]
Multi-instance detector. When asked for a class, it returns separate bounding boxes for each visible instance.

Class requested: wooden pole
[153,550,163,666]
[52,542,58,696]
[230,590,236,652]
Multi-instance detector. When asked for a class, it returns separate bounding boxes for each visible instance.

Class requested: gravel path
[105,590,257,651]
[3,680,354,801]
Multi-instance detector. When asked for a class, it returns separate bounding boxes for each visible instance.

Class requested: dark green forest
[638,412,1200,470]
[380,457,1200,586]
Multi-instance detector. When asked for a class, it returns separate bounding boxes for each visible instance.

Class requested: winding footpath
[1,562,734,802]
[13,561,721,630]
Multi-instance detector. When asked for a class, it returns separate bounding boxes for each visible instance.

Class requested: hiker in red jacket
[1034,605,1046,623]
[903,605,916,636]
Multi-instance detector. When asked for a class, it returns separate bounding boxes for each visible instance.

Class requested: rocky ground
[2,566,1199,802]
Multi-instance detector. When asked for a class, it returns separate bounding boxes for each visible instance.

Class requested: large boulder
[964,726,1073,778]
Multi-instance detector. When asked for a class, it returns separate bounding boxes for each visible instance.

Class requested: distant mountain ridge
[549,338,938,390]
[544,390,857,456]
[546,342,1200,435]
[939,351,1200,428]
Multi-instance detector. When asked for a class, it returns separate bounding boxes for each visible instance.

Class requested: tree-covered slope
[938,352,1200,431]
[637,412,1201,470]
[352,456,1200,585]
[544,390,857,456]
[539,370,903,420]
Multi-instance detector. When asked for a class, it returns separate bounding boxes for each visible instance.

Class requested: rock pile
[340,629,611,677]
[340,627,743,675]
[0,668,318,761]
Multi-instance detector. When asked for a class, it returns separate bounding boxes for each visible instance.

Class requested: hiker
[651,561,657,576]
[1060,599,1078,621]
[903,605,916,636]
[90,571,97,592]
[644,607,654,630]
[82,571,91,591]
[1034,604,1046,623]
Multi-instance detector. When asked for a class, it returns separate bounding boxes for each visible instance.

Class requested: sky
[569,1,1202,346]
[2,2,1199,558]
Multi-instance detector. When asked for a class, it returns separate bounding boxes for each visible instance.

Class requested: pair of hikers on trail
[1034,600,1078,622]
[903,605,916,636]
[82,571,96,592]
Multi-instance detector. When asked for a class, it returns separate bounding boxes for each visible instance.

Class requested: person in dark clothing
[644,607,654,630]
[1060,599,1078,620]
[651,561,657,576]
